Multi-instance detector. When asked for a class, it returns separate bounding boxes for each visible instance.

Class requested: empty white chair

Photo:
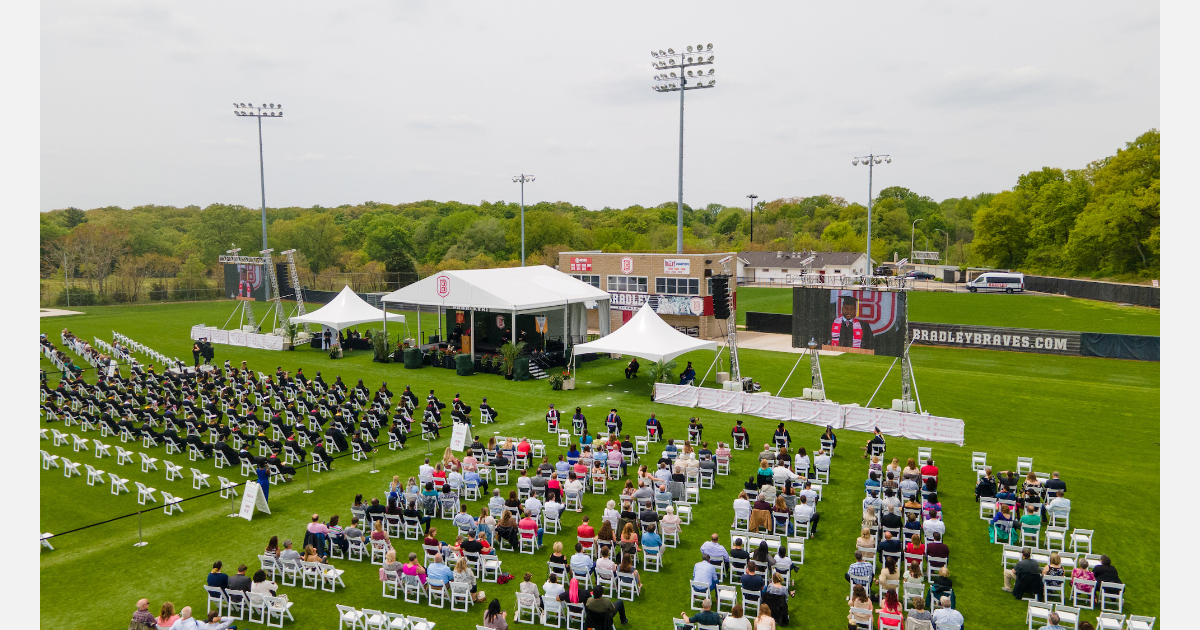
[1095,613,1125,630]
[336,604,364,630]
[1071,529,1093,554]
[136,481,157,505]
[320,562,346,591]
[41,450,60,470]
[218,476,240,499]
[109,472,130,495]
[52,428,68,446]
[192,468,211,490]
[1026,601,1053,630]
[1099,583,1125,613]
[115,445,134,466]
[94,439,113,459]
[85,463,105,486]
[62,457,81,478]
[1125,616,1155,630]
[72,434,89,452]
[162,491,183,515]
[164,460,183,481]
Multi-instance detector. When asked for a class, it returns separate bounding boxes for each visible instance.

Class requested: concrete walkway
[39,308,84,317]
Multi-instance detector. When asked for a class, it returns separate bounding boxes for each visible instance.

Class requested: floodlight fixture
[852,153,892,275]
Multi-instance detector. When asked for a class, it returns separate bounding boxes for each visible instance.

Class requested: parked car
[873,266,896,277]
[905,270,936,280]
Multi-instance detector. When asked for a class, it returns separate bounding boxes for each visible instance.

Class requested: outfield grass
[737,287,1161,335]
[40,301,1159,629]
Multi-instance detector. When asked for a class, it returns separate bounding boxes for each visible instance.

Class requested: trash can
[403,347,423,369]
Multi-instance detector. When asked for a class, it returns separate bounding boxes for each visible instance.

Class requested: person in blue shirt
[256,461,271,502]
[641,523,662,553]
[865,471,882,493]
[581,433,593,446]
[425,553,454,585]
[567,445,580,465]
[739,560,765,593]
[678,362,696,385]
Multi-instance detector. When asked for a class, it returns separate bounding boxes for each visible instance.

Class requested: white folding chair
[1095,613,1125,630]
[218,476,240,499]
[543,596,565,628]
[1125,615,1156,630]
[642,545,662,572]
[1026,601,1053,630]
[1071,578,1096,609]
[192,468,211,490]
[1070,529,1093,553]
[1099,583,1125,613]
[62,457,81,478]
[1017,456,1033,476]
[109,472,130,496]
[162,491,183,515]
[516,592,539,624]
[85,463,105,486]
[616,572,640,601]
[115,445,134,466]
[164,460,183,481]
[714,585,737,614]
[41,450,60,470]
[450,581,471,611]
[336,604,364,630]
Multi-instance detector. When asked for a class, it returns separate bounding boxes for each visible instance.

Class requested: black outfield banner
[908,322,1081,356]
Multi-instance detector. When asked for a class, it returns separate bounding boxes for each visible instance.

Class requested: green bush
[55,288,96,307]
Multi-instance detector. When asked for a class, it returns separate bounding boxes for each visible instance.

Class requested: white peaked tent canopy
[380,266,612,359]
[573,302,717,364]
[289,285,405,330]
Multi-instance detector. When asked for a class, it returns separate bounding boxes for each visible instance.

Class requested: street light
[852,153,891,274]
[911,218,924,262]
[652,44,717,254]
[934,228,949,261]
[512,174,535,266]
[746,194,758,243]
[233,103,283,253]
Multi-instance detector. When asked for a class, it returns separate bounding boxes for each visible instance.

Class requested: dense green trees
[40,129,1158,290]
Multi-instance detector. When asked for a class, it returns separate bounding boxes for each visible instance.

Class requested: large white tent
[572,302,718,364]
[381,265,611,360]
[290,285,405,331]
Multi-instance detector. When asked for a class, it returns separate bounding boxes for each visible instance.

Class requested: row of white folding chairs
[336,605,434,630]
[202,585,294,628]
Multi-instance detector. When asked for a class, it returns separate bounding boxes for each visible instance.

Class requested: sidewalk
[737,331,844,356]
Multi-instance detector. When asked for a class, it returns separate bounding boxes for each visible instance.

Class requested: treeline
[40,128,1159,302]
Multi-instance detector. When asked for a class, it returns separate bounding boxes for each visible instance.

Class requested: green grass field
[40,301,1159,629]
[737,287,1161,335]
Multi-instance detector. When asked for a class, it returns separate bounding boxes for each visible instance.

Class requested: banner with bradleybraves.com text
[653,383,964,445]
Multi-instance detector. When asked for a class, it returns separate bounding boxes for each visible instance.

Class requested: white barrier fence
[190,325,285,351]
[653,382,965,446]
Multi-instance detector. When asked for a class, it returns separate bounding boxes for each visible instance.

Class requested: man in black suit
[625,357,639,379]
[880,506,903,531]
[878,530,903,555]
[479,398,498,423]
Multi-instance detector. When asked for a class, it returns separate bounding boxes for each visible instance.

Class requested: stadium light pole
[512,174,535,266]
[852,153,890,274]
[233,102,283,252]
[746,194,758,244]
[652,44,716,254]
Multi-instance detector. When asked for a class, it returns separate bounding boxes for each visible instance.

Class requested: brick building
[557,251,736,340]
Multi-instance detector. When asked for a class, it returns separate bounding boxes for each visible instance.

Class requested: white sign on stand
[239,481,272,521]
[449,422,469,453]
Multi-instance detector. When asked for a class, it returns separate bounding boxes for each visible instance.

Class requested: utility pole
[512,174,535,265]
[746,194,758,244]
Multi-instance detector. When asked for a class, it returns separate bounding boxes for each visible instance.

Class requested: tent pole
[563,302,569,350]
[697,342,726,388]
[470,310,475,362]
[511,309,516,346]
[416,304,421,347]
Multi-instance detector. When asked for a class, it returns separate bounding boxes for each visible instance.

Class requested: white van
[968,272,1025,293]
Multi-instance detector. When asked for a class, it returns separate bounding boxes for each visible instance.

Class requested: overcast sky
[40,1,1159,213]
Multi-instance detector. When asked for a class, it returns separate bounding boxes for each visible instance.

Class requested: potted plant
[646,359,677,386]
[284,322,299,351]
[435,348,445,367]
[499,341,526,380]
[561,370,575,390]
[369,329,392,363]
[328,342,342,359]
[548,372,565,390]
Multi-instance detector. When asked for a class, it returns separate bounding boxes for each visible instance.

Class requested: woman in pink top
[403,551,427,584]
[1071,558,1095,595]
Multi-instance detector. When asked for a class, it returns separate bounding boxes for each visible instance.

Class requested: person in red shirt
[431,463,447,489]
[577,516,596,549]
[546,476,563,502]
[920,459,939,479]
[517,438,533,466]
[518,510,544,547]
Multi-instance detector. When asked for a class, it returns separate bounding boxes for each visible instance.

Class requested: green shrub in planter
[403,347,423,369]
[514,356,531,381]
[456,353,475,376]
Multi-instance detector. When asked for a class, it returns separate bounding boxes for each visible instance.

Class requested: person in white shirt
[732,493,752,520]
[524,495,543,518]
[542,574,565,601]
[544,497,564,520]
[418,458,435,482]
[772,464,798,486]
[930,597,964,630]
[1046,491,1070,517]
[563,476,584,499]
[517,471,533,492]
[793,451,810,476]
[793,495,818,535]
[799,481,819,507]
[814,450,831,472]
[488,489,505,508]
[923,514,946,540]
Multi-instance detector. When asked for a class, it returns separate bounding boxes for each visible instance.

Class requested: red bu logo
[437,276,449,297]
[620,257,634,274]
